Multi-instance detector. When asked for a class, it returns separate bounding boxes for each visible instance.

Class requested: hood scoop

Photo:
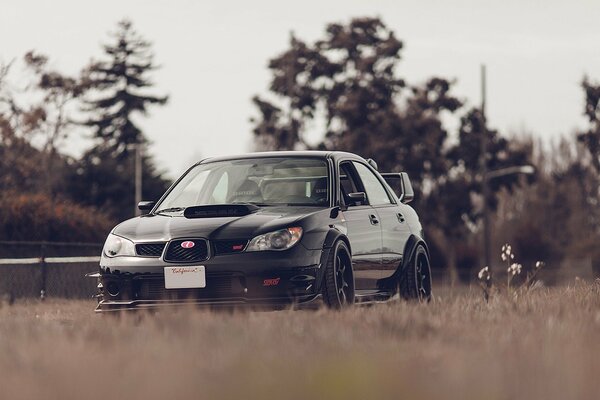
[183,204,260,219]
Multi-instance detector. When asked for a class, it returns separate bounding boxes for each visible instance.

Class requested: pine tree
[84,19,168,154]
[73,19,171,220]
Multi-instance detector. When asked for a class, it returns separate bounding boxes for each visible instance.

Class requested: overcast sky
[2,0,599,178]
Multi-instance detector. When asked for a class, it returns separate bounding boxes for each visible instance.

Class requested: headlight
[103,234,136,257]
[246,227,303,252]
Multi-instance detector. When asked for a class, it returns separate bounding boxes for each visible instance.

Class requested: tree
[428,109,533,276]
[575,76,600,234]
[0,53,90,197]
[251,17,533,277]
[0,57,117,241]
[74,19,171,220]
[22,51,91,197]
[578,77,600,172]
[0,59,57,194]
[66,145,169,222]
[574,76,600,274]
[83,19,168,155]
[252,17,406,152]
[251,17,462,204]
[24,51,89,158]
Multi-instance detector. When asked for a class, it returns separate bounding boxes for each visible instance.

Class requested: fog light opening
[106,281,120,297]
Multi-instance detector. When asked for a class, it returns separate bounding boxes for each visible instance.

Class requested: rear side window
[352,162,392,206]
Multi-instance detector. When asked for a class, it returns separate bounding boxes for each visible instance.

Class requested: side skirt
[354,289,394,305]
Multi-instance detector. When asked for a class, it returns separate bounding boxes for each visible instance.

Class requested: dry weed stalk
[477,243,545,301]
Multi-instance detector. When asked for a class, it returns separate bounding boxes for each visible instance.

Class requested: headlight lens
[246,227,303,252]
[103,234,136,257]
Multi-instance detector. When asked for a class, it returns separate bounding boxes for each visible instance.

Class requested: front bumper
[95,245,329,312]
[96,266,322,312]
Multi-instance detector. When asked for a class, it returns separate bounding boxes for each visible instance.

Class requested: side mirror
[380,172,414,204]
[399,172,414,204]
[347,192,367,206]
[138,201,156,212]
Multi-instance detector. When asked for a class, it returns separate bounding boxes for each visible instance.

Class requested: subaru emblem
[181,241,195,249]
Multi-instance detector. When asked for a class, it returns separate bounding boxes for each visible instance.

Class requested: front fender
[313,228,351,293]
[401,234,429,272]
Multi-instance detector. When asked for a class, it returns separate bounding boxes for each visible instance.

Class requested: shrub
[0,191,116,243]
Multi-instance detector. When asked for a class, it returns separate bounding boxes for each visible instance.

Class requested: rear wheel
[322,241,354,309]
[399,244,432,301]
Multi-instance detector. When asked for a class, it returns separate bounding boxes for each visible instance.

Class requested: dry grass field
[1,282,600,400]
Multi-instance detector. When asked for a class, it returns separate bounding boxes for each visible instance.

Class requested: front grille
[136,243,166,257]
[135,274,237,300]
[164,239,209,263]
[213,239,248,255]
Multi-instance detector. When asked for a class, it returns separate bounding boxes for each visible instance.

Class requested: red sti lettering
[263,278,281,286]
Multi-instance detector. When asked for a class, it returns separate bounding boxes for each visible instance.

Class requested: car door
[352,161,412,280]
[338,161,383,290]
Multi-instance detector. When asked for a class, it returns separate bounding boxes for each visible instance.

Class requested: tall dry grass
[1,283,600,400]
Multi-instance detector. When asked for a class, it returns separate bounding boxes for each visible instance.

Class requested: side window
[339,162,364,206]
[339,163,356,196]
[352,162,392,206]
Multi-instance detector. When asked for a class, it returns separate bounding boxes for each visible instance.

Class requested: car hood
[112,206,325,242]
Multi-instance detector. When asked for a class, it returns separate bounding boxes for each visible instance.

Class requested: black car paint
[95,151,427,311]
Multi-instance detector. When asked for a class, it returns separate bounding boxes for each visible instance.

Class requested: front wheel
[399,244,432,302]
[322,240,355,309]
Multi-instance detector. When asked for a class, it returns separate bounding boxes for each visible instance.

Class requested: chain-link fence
[0,241,102,300]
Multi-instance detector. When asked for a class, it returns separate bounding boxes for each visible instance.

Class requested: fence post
[40,243,47,300]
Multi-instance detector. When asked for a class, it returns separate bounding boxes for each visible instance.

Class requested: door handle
[369,214,379,225]
[397,213,405,223]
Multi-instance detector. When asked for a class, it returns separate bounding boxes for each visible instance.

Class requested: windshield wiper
[155,207,186,214]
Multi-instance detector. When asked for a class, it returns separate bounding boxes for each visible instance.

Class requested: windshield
[156,157,329,211]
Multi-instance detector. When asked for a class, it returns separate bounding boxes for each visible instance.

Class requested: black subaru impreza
[95,151,431,311]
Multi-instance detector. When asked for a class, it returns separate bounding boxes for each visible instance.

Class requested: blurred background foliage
[1,17,599,279]
[0,19,170,235]
[251,17,600,280]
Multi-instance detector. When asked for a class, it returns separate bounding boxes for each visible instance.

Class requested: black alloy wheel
[323,240,355,308]
[399,244,432,302]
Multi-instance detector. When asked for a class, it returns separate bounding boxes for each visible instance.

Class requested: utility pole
[479,65,535,268]
[480,64,491,268]
[134,142,143,216]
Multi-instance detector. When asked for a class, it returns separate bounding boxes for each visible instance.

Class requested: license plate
[164,266,206,289]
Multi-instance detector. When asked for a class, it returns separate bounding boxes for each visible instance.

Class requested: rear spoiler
[380,172,414,204]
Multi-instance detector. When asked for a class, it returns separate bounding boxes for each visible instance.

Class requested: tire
[322,240,355,309]
[399,244,432,302]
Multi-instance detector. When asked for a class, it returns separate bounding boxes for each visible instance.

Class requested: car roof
[199,150,366,164]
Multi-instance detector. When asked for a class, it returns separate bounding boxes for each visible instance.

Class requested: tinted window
[339,163,355,195]
[158,157,329,209]
[339,162,364,206]
[352,162,392,206]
